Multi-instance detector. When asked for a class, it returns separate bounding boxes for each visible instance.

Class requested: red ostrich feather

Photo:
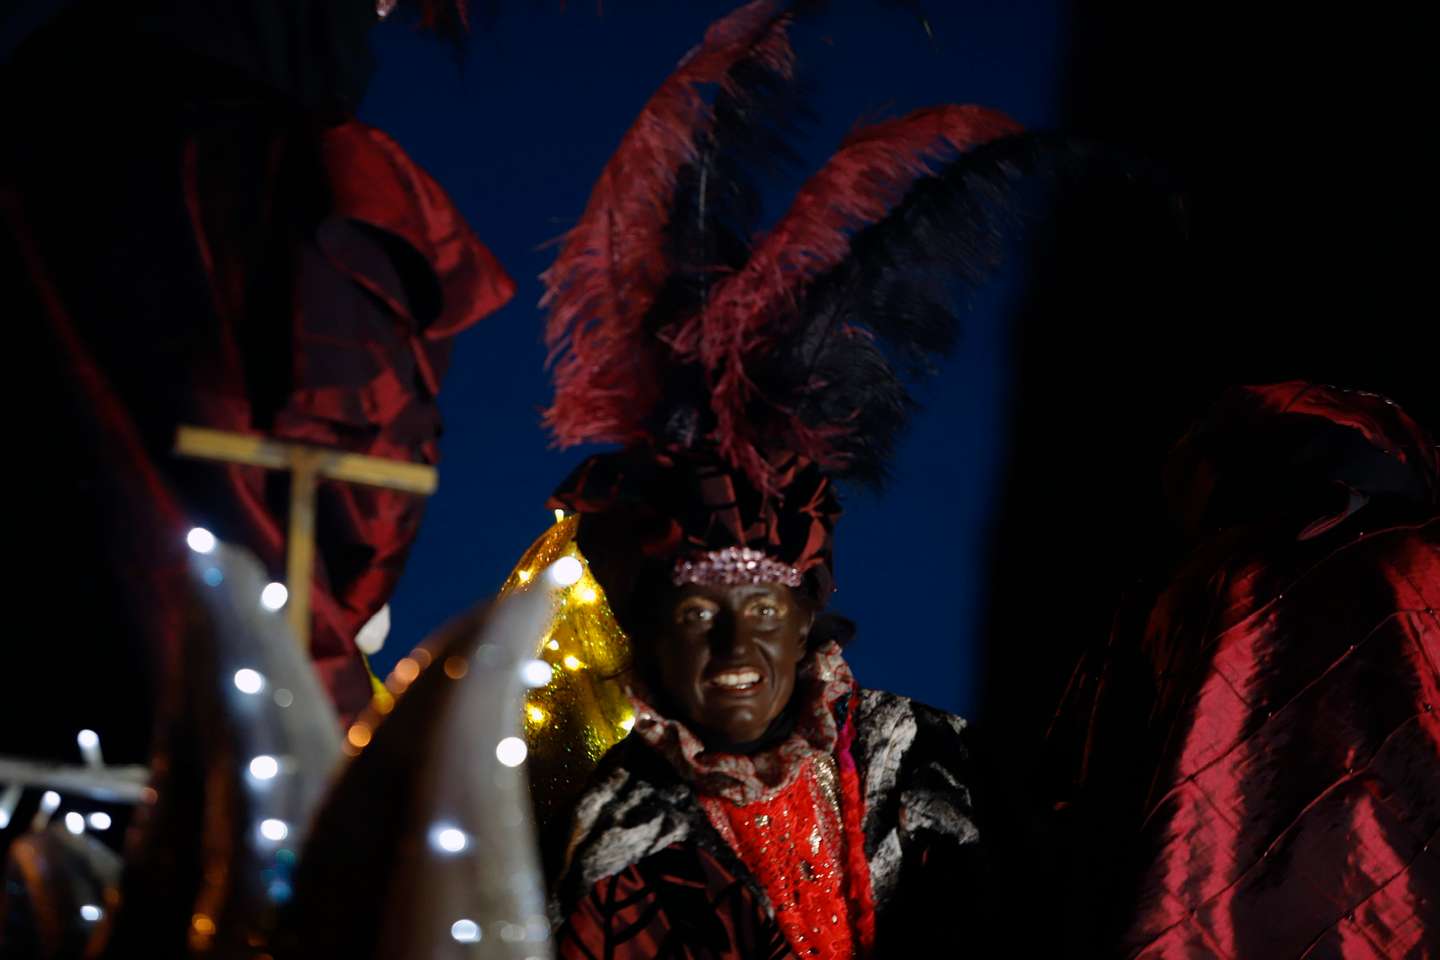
[541,0,795,448]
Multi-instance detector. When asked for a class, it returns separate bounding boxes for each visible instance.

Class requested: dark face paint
[647,582,812,746]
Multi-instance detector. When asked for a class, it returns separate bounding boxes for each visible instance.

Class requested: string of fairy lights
[0,729,121,931]
[0,515,632,953]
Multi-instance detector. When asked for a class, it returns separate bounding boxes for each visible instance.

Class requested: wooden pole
[175,426,438,653]
[285,451,321,648]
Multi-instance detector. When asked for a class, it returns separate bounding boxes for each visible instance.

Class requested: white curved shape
[355,604,391,655]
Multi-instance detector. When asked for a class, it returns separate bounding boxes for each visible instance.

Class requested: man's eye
[753,604,779,618]
[682,607,715,623]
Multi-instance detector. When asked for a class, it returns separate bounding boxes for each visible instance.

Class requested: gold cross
[174,425,437,652]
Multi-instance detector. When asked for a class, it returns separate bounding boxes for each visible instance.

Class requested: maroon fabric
[181,118,513,711]
[1052,383,1440,957]
[557,844,795,960]
[5,187,194,702]
[8,94,511,739]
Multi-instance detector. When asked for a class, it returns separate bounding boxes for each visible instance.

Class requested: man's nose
[710,612,753,659]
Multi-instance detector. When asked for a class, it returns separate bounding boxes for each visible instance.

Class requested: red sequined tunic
[702,755,855,959]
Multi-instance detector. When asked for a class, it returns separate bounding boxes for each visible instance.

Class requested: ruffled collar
[628,641,857,805]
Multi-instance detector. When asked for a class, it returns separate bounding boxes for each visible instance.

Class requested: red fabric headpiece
[548,445,841,620]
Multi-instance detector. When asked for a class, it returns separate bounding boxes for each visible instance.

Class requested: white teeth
[711,670,761,688]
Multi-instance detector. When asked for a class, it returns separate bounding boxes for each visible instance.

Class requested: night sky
[360,1,1066,715]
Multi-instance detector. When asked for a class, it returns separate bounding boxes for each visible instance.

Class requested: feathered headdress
[541,0,1036,611]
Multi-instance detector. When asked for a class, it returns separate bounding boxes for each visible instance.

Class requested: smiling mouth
[705,668,763,693]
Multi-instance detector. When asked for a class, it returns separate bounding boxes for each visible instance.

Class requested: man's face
[648,581,812,746]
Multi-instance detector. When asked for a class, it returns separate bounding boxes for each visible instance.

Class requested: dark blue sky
[364,0,1066,715]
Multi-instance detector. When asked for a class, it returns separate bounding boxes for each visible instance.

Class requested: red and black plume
[540,2,1147,607]
[540,1,1047,497]
[540,0,799,451]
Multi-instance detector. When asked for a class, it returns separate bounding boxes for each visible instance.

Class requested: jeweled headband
[671,546,803,588]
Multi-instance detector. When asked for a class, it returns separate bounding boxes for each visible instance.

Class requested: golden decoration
[497,515,636,834]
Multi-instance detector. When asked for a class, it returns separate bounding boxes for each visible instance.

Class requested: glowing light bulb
[451,919,482,943]
[88,812,112,830]
[40,791,60,814]
[429,823,469,855]
[577,586,598,604]
[520,660,553,688]
[64,811,85,835]
[393,658,420,684]
[186,527,217,554]
[496,737,528,767]
[233,669,264,694]
[562,655,584,672]
[347,723,373,749]
[80,905,102,922]
[76,729,103,768]
[258,818,288,842]
[248,755,279,780]
[549,556,583,587]
[525,704,548,725]
[260,582,288,610]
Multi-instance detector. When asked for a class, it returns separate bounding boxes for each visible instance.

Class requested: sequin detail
[704,755,856,959]
[672,545,803,588]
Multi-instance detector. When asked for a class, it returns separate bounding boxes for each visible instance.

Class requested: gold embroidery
[811,753,841,818]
